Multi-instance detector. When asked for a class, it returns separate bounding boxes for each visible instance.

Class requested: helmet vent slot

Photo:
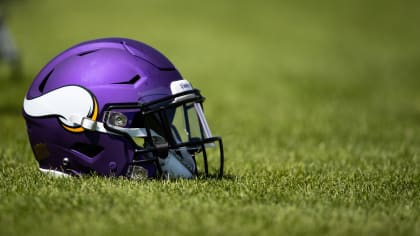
[71,143,104,158]
[113,74,141,85]
[38,69,54,93]
[78,50,98,56]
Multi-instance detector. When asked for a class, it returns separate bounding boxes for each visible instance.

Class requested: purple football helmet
[23,38,224,179]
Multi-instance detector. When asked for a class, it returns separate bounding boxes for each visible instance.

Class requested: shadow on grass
[77,172,238,182]
[141,172,238,181]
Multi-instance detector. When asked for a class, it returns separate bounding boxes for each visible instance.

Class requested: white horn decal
[23,86,98,133]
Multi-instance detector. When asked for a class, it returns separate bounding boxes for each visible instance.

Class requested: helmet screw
[63,157,70,167]
[108,161,117,172]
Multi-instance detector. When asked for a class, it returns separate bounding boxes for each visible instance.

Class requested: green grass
[1,0,420,235]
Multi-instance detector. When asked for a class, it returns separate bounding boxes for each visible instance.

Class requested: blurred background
[1,1,420,235]
[1,0,420,170]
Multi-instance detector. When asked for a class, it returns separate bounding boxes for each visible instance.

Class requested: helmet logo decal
[23,86,98,133]
[170,80,193,95]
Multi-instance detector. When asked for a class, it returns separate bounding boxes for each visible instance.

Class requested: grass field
[1,0,420,235]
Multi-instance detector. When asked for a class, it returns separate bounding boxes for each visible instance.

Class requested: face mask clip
[154,142,169,159]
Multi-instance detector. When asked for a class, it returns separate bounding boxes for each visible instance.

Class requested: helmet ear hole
[70,143,104,158]
[133,137,145,147]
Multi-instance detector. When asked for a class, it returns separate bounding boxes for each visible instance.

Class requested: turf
[1,0,420,235]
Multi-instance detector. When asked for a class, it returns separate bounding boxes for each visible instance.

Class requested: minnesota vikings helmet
[23,38,224,179]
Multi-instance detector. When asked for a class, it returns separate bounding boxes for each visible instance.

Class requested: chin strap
[159,150,196,179]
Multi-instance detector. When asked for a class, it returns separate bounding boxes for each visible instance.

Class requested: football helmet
[23,38,224,179]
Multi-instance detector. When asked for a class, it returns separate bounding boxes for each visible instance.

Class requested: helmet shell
[23,38,183,176]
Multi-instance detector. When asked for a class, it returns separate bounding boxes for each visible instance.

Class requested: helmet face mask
[102,88,224,179]
[23,38,224,179]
